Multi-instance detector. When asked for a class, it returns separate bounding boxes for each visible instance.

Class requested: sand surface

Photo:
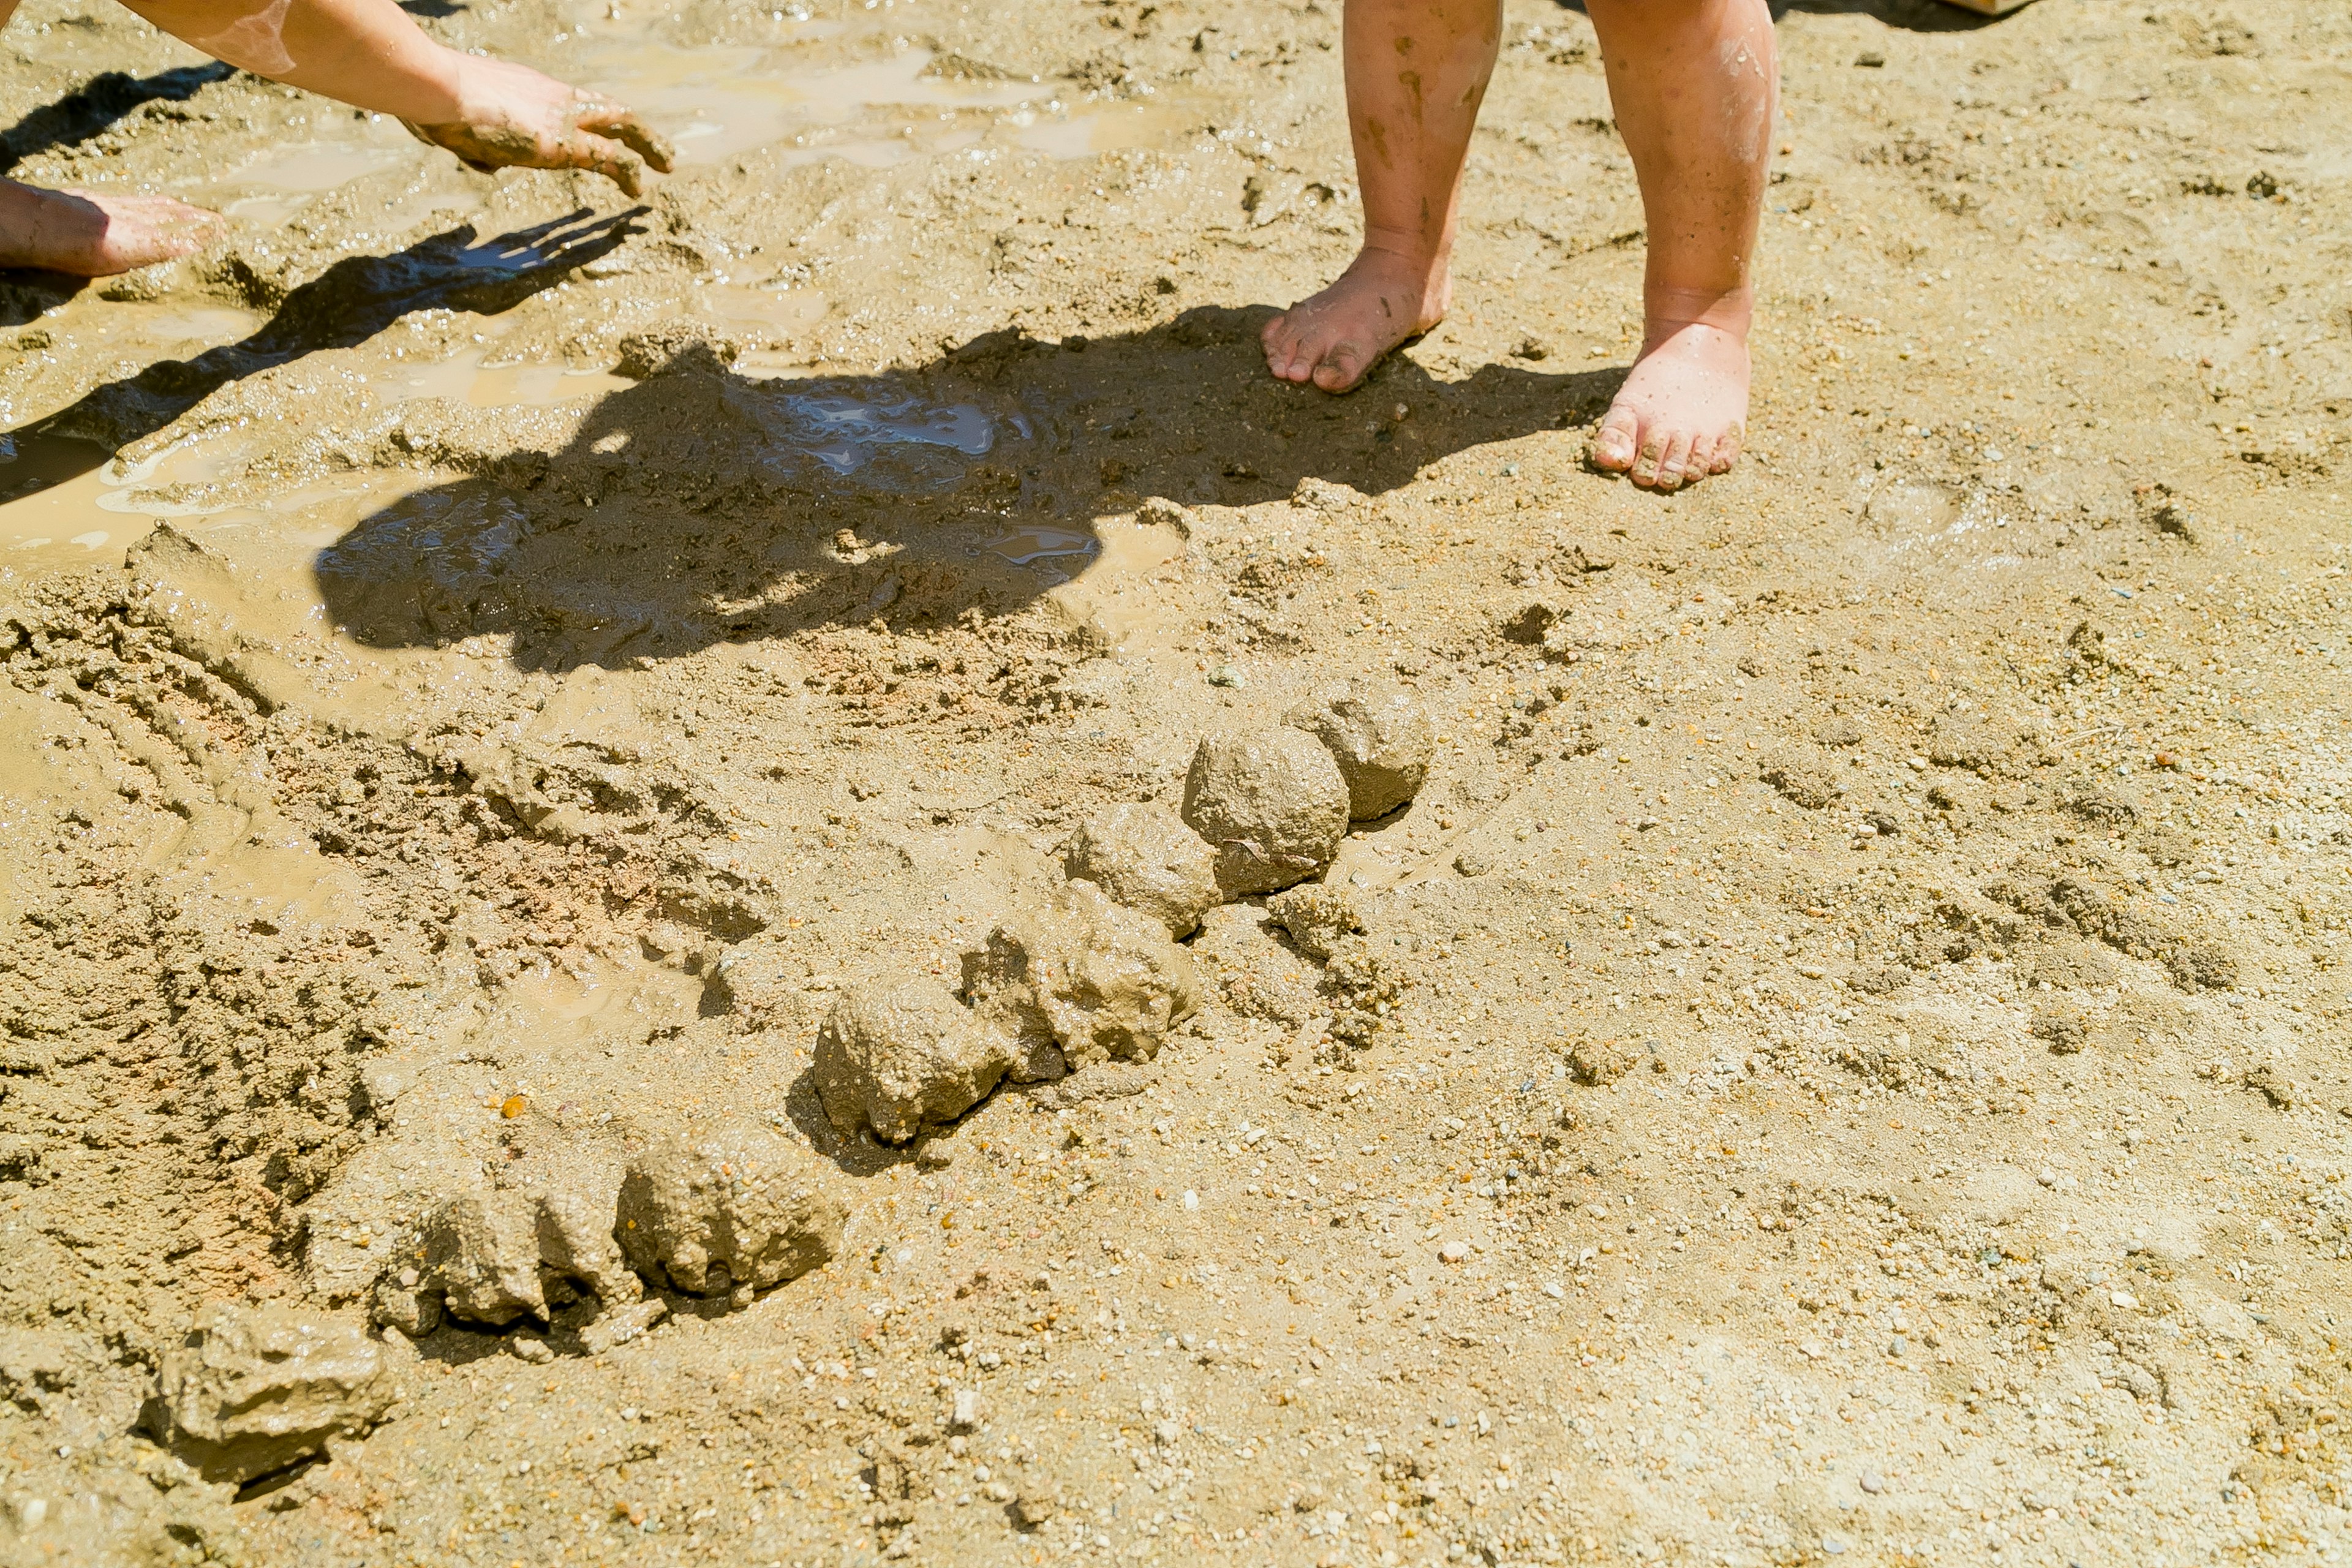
[1,0,2348,1564]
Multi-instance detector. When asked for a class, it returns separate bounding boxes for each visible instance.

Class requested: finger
[556,129,649,198]
[575,102,676,175]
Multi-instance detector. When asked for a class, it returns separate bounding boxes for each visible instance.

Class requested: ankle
[1358,229,1452,285]
[1642,283,1752,340]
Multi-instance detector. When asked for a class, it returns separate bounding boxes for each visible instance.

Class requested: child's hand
[404,56,674,198]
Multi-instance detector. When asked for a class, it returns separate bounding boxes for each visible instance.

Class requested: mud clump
[1182,727,1351,894]
[1567,1035,1638,1085]
[1063,801,1221,938]
[421,1191,548,1327]
[612,319,743,379]
[815,975,1016,1145]
[616,1130,845,1298]
[962,881,1201,1076]
[402,1152,642,1331]
[1285,682,1433,821]
[145,1305,391,1485]
[1758,750,1841,810]
[1266,882,1364,962]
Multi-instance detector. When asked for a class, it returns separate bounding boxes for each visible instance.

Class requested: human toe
[1592,406,1639,472]
[1310,343,1367,393]
[1709,425,1743,475]
[1683,431,1721,484]
[1646,429,1697,491]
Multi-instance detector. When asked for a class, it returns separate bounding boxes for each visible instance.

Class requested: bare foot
[1261,244,1449,394]
[1591,318,1751,491]
[0,180,224,276]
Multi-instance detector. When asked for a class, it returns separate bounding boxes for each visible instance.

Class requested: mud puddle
[215,136,427,224]
[570,37,1193,168]
[374,346,633,410]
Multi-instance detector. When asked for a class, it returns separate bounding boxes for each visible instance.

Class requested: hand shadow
[0,209,647,499]
[310,306,1627,674]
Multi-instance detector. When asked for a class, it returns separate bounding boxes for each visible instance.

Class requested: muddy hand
[405,58,673,198]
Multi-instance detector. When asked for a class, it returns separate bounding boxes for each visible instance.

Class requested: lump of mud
[1266,882,1364,962]
[421,1191,549,1327]
[962,881,1201,1074]
[145,1305,391,1485]
[2030,1009,2088,1054]
[2017,940,2119,992]
[1758,750,1840,810]
[401,1147,643,1331]
[1926,711,2045,777]
[1566,1035,1637,1085]
[1284,682,1433,821]
[815,975,1015,1145]
[2165,941,2239,993]
[613,318,742,379]
[2061,783,2140,828]
[1812,716,1866,748]
[1063,802,1221,938]
[1181,727,1350,894]
[617,1129,845,1297]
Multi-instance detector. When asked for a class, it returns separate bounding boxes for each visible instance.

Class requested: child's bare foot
[1262,244,1449,394]
[1591,317,1751,491]
[0,180,224,276]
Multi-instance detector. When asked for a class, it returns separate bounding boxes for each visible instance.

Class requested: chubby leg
[1262,0,1500,393]
[1585,0,1775,489]
[0,180,224,276]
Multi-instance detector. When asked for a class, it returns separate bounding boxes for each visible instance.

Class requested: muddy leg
[1261,0,1501,394]
[1585,0,1775,490]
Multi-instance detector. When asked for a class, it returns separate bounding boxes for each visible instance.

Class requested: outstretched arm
[117,0,673,195]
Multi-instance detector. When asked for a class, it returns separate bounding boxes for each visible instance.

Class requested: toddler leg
[1585,0,1775,489]
[1261,0,1500,393]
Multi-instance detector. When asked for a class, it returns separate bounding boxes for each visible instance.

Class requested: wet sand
[1,1,2348,1564]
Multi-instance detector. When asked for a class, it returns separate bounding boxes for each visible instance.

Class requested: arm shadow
[0,61,236,175]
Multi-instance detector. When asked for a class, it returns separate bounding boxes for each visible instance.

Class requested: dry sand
[1,0,2348,1564]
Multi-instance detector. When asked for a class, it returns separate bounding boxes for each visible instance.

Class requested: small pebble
[1439,1241,1471,1264]
[1860,1470,1885,1494]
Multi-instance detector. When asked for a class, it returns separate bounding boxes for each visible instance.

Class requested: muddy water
[566,37,1188,170]
[2,43,1189,580]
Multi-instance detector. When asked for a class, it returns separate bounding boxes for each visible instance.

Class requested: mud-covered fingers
[546,126,650,197]
[573,100,675,175]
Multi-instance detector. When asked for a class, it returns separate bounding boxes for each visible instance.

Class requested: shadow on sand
[307,309,1629,673]
[0,209,645,497]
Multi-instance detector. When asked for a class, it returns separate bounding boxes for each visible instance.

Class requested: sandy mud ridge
[1,0,2350,1564]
